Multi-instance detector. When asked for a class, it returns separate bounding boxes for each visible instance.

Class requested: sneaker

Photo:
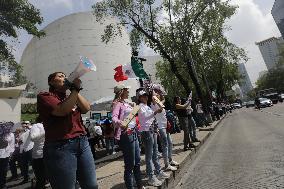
[157,171,170,180]
[148,176,162,187]
[170,160,179,166]
[165,165,177,171]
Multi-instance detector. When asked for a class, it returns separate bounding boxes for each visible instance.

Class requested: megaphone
[65,56,96,88]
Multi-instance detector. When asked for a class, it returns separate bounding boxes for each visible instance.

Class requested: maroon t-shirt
[37,90,86,142]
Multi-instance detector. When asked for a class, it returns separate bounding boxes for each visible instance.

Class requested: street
[177,103,284,189]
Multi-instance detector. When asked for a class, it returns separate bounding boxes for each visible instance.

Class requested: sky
[12,0,280,86]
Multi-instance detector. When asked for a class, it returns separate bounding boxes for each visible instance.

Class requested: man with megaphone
[37,71,98,189]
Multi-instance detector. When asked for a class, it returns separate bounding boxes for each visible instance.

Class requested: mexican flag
[114,57,149,82]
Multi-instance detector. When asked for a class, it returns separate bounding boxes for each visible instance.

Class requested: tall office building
[256,37,284,70]
[238,63,253,97]
[272,0,284,38]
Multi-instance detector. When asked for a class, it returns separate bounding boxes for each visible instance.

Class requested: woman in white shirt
[30,122,47,189]
[138,90,169,187]
[151,92,179,172]
[0,125,15,189]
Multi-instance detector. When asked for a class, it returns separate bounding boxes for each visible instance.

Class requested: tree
[0,0,44,62]
[8,59,27,86]
[155,60,188,100]
[256,66,284,92]
[93,0,240,110]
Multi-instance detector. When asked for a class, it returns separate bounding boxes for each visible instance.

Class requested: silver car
[259,98,273,108]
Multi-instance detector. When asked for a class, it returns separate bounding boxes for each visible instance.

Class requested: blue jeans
[178,116,191,148]
[43,135,98,189]
[159,128,173,167]
[188,116,197,140]
[141,131,161,179]
[119,132,142,189]
[105,137,115,154]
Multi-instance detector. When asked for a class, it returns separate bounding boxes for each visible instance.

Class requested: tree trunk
[187,61,208,113]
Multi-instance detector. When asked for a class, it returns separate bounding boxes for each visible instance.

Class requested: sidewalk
[96,116,225,189]
[5,116,225,189]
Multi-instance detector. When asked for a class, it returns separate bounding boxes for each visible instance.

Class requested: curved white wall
[21,12,139,102]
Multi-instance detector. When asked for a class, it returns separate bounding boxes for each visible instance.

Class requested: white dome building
[21,12,139,103]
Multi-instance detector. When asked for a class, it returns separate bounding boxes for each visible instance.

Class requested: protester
[19,121,34,184]
[186,101,200,144]
[0,122,15,189]
[85,120,97,160]
[151,91,179,172]
[196,99,207,127]
[30,122,48,189]
[37,72,98,189]
[94,122,106,149]
[174,96,196,151]
[138,90,169,187]
[112,84,144,189]
[8,128,22,181]
[103,119,115,155]
[166,110,180,133]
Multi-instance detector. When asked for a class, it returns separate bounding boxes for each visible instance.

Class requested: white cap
[114,84,131,94]
[137,90,147,97]
[22,121,30,125]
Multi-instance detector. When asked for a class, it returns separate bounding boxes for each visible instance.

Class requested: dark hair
[173,96,181,104]
[48,72,65,89]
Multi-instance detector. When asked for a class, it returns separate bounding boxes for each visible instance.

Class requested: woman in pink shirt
[112,84,143,189]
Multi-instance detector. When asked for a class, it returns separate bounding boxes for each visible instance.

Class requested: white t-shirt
[30,123,45,159]
[138,103,155,131]
[196,104,203,113]
[20,128,34,153]
[151,103,167,129]
[0,133,15,159]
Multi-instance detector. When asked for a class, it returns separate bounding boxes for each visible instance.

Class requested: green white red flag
[114,57,148,82]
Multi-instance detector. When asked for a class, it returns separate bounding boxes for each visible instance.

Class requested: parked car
[279,93,284,102]
[259,98,273,108]
[246,101,255,108]
[233,103,242,109]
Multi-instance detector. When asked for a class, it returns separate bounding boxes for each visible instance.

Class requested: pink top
[112,101,136,140]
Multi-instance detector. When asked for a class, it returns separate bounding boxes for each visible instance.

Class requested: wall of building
[0,98,21,123]
[256,37,284,70]
[20,12,140,102]
[238,63,253,96]
[272,0,284,38]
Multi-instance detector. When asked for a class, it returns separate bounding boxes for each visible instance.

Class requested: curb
[157,115,226,189]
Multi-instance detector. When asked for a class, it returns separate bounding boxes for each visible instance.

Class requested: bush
[21,113,38,123]
[21,103,37,114]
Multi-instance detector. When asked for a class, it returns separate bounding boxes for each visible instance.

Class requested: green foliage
[155,60,188,99]
[21,103,37,114]
[9,60,27,85]
[93,0,247,108]
[256,66,284,92]
[246,88,257,99]
[21,113,38,123]
[0,0,44,62]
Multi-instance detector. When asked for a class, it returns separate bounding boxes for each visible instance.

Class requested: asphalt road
[177,103,284,189]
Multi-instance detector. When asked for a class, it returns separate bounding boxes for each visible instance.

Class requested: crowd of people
[0,71,234,189]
